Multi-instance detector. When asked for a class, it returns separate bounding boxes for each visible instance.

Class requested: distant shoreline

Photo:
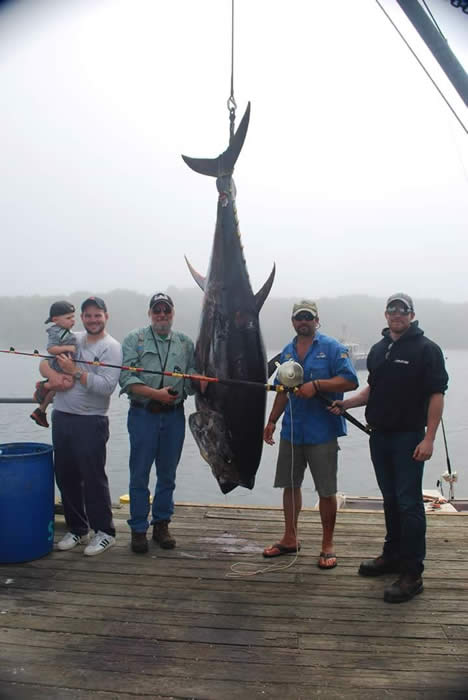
[1,289,466,351]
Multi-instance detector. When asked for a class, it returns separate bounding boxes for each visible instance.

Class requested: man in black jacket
[332,293,448,603]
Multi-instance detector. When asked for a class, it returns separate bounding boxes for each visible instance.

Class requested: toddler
[30,300,77,428]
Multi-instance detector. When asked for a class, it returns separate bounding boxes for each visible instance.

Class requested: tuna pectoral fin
[254,263,276,312]
[267,352,281,379]
[189,410,241,495]
[181,103,251,178]
[185,255,206,291]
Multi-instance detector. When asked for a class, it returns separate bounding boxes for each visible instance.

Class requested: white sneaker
[57,532,89,551]
[84,531,115,557]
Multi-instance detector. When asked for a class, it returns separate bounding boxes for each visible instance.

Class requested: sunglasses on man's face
[151,306,172,315]
[293,311,316,321]
[386,306,411,315]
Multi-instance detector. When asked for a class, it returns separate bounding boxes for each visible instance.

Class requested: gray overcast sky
[1,0,467,302]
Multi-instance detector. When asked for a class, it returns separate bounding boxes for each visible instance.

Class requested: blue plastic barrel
[0,442,54,563]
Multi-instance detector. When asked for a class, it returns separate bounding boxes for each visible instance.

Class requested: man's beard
[153,321,172,334]
[85,323,105,336]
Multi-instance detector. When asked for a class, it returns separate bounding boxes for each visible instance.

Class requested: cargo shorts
[274,438,338,497]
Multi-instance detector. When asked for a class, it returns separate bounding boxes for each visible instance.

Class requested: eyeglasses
[293,312,316,321]
[386,306,411,315]
[151,306,172,315]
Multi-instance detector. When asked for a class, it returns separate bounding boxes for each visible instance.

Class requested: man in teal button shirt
[119,293,195,554]
[263,300,358,569]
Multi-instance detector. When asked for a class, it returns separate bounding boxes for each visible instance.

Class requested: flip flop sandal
[263,543,301,558]
[318,552,337,569]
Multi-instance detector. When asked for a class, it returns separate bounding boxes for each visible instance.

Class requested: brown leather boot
[131,530,148,554]
[153,520,176,549]
[359,556,400,577]
[384,573,423,603]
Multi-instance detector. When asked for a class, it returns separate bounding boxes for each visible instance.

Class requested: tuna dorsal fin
[185,255,206,291]
[181,103,251,178]
[254,263,275,312]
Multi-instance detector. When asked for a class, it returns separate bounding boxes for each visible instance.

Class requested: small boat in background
[339,325,367,370]
[344,342,367,371]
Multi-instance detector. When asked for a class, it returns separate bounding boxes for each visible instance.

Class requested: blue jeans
[127,405,186,532]
[369,430,426,576]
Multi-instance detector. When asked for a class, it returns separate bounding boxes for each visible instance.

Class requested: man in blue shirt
[263,300,358,568]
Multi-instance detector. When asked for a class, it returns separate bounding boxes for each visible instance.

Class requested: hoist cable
[227,0,237,143]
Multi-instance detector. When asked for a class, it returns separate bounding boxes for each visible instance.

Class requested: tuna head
[189,405,242,494]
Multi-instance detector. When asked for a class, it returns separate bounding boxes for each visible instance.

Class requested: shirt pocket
[308,360,330,380]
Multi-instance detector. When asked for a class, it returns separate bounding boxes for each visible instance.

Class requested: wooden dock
[1,504,468,699]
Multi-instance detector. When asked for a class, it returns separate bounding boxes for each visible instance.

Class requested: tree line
[1,289,466,352]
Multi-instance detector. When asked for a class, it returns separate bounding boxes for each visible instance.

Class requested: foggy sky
[1,0,467,302]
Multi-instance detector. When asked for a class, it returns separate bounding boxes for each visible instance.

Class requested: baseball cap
[292,299,318,318]
[81,296,107,312]
[149,292,174,310]
[386,293,414,312]
[45,301,75,323]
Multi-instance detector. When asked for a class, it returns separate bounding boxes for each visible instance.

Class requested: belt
[130,400,184,414]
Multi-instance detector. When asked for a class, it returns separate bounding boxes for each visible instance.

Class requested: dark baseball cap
[149,292,174,310]
[81,296,107,312]
[386,293,414,312]
[45,301,75,323]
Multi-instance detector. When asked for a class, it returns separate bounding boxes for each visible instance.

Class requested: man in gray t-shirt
[40,296,122,557]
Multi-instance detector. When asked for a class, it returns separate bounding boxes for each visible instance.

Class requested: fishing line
[226,394,300,578]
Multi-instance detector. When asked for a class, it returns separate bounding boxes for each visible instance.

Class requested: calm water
[0,350,466,505]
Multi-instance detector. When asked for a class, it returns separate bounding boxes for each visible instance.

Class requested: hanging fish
[183,103,275,493]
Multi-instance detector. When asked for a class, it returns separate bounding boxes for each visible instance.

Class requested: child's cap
[45,301,75,323]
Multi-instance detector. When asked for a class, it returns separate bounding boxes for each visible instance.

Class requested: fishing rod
[441,418,452,476]
[438,417,457,500]
[2,348,371,433]
[0,347,292,394]
[316,393,371,435]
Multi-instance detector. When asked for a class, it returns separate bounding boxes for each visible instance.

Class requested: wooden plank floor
[1,504,468,699]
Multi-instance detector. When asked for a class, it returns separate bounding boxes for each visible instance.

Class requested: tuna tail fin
[254,263,275,312]
[182,102,251,177]
[185,255,206,292]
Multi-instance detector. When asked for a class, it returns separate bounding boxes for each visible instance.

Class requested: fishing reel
[437,471,458,501]
[276,360,304,389]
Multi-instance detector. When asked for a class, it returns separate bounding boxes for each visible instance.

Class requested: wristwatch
[74,371,83,381]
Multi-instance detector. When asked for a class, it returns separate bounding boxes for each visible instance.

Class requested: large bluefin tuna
[182,103,275,494]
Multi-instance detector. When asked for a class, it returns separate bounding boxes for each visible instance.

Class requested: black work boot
[153,520,176,549]
[384,573,423,603]
[131,530,148,554]
[358,556,401,577]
